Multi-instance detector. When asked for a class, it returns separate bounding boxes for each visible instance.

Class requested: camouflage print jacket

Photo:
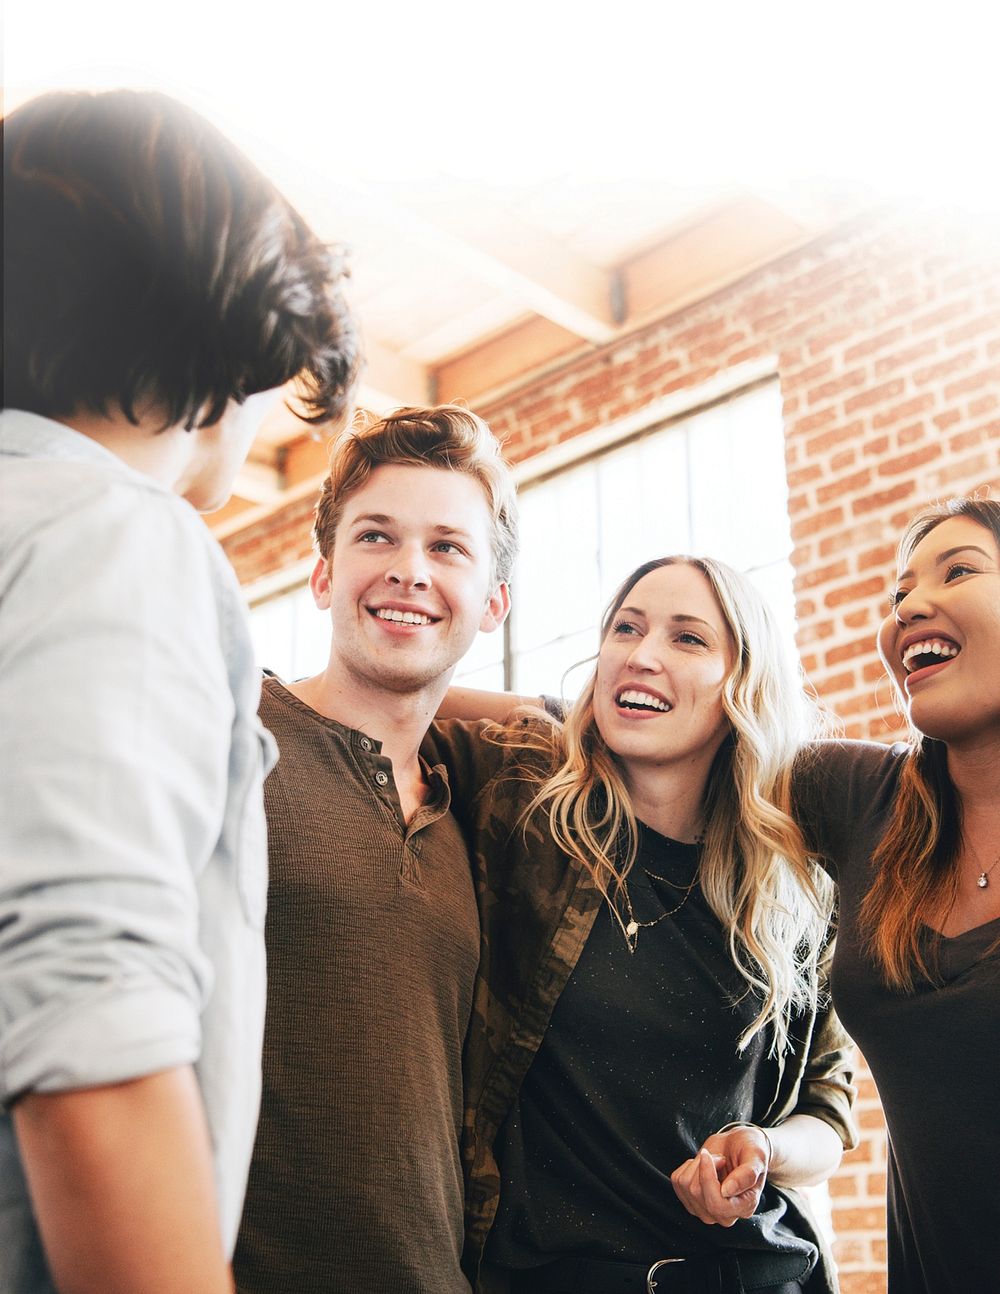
[423,715,858,1294]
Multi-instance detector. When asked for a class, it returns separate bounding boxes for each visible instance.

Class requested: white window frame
[503,359,792,697]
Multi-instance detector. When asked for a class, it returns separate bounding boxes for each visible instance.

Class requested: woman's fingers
[671,1148,761,1225]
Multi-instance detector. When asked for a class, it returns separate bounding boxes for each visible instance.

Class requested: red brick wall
[222,207,1000,1291]
[476,208,1000,747]
[224,493,316,590]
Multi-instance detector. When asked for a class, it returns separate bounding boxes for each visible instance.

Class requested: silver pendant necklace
[968,841,1000,889]
[976,854,1000,889]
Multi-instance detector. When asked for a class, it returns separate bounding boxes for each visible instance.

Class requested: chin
[594,724,645,763]
[194,493,229,515]
[371,659,457,695]
[182,480,232,513]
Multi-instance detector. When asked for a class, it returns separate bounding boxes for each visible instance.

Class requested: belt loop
[646,1258,685,1292]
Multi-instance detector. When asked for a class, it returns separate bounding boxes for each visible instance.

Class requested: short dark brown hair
[314,405,518,584]
[2,89,360,430]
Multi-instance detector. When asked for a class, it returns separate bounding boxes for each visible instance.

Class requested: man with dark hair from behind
[0,89,359,1294]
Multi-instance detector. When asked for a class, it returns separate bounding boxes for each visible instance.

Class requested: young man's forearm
[438,684,542,722]
[14,1066,235,1294]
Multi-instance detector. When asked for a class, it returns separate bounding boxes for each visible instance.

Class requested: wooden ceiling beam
[434,197,840,405]
[302,179,620,345]
[358,336,433,412]
[396,200,621,343]
[622,196,815,323]
[435,315,585,405]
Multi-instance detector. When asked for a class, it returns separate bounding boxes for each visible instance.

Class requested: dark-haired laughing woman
[792,496,1000,1294]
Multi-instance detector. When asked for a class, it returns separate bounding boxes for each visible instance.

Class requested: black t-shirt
[795,740,1000,1294]
[486,823,825,1278]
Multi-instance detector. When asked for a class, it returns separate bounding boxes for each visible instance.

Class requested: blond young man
[233,406,517,1294]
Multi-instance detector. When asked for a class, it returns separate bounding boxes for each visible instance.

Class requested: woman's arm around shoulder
[426,691,562,813]
[792,737,908,878]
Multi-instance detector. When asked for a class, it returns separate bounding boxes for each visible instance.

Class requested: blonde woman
[429,556,856,1294]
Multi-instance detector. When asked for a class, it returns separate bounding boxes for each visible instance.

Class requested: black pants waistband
[508,1248,810,1294]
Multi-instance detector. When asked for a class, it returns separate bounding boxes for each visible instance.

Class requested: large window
[506,378,795,697]
[248,379,794,691]
[249,567,327,684]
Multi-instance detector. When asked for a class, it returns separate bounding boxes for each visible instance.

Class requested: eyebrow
[348,513,476,543]
[350,513,393,527]
[617,607,716,631]
[896,544,994,583]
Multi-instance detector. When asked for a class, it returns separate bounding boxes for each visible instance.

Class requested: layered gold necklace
[620,831,703,952]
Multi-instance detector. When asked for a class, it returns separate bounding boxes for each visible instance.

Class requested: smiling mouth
[616,688,672,713]
[370,607,438,626]
[901,638,960,674]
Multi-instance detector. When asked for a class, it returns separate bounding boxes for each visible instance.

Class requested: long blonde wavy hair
[515,556,834,1055]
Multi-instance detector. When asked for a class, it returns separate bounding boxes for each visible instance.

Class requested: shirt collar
[0,408,171,495]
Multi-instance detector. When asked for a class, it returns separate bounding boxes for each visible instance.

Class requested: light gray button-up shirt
[0,410,273,1290]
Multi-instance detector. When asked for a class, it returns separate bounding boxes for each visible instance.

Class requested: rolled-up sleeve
[0,484,234,1104]
[792,993,859,1151]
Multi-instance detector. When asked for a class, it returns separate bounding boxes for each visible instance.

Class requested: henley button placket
[374,770,389,787]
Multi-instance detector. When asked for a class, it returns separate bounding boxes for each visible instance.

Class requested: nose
[625,634,662,673]
[893,583,933,626]
[385,541,431,590]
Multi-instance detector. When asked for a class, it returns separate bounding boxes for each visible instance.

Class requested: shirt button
[374,770,389,787]
[360,737,373,752]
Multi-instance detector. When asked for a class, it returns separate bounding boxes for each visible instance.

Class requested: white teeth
[617,689,670,712]
[901,638,960,672]
[375,608,433,625]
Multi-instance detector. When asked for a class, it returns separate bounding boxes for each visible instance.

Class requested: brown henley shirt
[233,676,478,1294]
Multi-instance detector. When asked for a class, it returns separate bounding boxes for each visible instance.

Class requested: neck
[287,662,445,781]
[946,733,1000,819]
[620,760,708,844]
[946,736,1000,860]
[60,408,195,494]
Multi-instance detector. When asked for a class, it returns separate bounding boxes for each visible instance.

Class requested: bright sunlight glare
[5,0,1000,212]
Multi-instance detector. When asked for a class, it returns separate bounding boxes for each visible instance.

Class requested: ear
[479,582,511,635]
[309,555,333,610]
